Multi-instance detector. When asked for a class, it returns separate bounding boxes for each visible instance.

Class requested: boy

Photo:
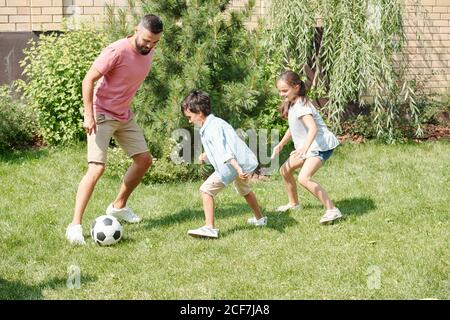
[181,90,267,238]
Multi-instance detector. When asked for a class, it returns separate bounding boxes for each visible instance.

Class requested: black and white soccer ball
[90,215,123,246]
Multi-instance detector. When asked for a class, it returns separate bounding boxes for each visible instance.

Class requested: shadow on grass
[335,197,376,217]
[86,236,138,246]
[0,274,97,300]
[221,210,298,237]
[143,203,252,230]
[300,203,324,210]
[142,209,198,230]
[296,197,376,217]
[0,148,49,164]
[143,204,298,237]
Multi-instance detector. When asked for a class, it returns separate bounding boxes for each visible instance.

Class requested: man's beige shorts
[200,172,252,197]
[87,113,149,163]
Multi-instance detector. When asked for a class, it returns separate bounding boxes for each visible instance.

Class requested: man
[65,14,163,245]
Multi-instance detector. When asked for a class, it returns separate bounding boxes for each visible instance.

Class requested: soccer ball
[90,215,123,246]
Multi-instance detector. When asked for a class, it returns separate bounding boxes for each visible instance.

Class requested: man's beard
[135,39,151,55]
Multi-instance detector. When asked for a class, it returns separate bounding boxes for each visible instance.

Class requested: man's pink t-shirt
[92,37,154,121]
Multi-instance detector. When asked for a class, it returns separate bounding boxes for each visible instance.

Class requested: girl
[271,70,342,224]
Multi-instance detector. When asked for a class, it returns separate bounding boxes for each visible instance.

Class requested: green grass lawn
[0,141,449,299]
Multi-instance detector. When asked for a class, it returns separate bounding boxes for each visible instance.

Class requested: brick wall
[234,0,449,94]
[0,0,133,31]
[405,0,450,94]
[0,0,449,93]
[229,0,269,29]
[0,0,260,32]
[0,0,63,31]
[62,0,134,28]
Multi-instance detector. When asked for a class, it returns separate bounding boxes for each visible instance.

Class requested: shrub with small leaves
[267,0,424,141]
[18,24,108,145]
[106,142,207,185]
[0,84,38,151]
[103,0,269,182]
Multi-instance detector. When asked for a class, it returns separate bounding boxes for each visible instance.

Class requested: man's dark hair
[181,90,212,116]
[140,14,163,34]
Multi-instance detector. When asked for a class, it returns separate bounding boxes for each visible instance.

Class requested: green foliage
[132,0,265,128]
[106,142,210,185]
[341,113,406,143]
[104,0,277,128]
[267,0,315,72]
[342,114,377,140]
[419,88,450,125]
[104,0,142,43]
[103,0,274,182]
[267,0,424,141]
[0,84,38,151]
[143,158,203,184]
[17,24,108,145]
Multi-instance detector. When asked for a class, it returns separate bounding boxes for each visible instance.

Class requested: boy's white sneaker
[65,224,86,245]
[247,216,268,226]
[320,208,343,224]
[188,226,219,238]
[106,203,141,223]
[276,203,300,213]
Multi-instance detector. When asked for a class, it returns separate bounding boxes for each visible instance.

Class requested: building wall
[0,0,264,32]
[0,0,449,93]
[404,0,450,93]
[0,0,63,32]
[0,0,126,32]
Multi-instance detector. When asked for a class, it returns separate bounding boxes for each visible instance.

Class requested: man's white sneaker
[276,203,300,213]
[188,226,219,238]
[106,203,141,223]
[65,224,86,245]
[247,216,268,227]
[320,208,343,224]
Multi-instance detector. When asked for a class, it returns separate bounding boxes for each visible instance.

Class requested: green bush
[346,115,375,139]
[103,0,273,182]
[266,0,424,141]
[128,0,269,131]
[106,142,212,185]
[17,24,108,145]
[420,89,450,125]
[0,84,38,152]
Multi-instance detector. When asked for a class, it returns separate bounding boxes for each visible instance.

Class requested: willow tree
[267,0,422,141]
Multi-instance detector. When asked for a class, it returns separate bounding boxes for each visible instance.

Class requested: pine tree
[136,0,263,131]
[104,0,271,177]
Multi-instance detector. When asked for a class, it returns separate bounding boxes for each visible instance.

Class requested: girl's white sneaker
[65,224,86,245]
[188,226,219,238]
[320,208,342,224]
[247,216,268,226]
[276,203,300,213]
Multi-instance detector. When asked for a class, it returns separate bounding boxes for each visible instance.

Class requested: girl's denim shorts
[318,148,334,162]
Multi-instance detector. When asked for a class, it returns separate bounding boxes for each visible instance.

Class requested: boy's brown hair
[181,90,212,116]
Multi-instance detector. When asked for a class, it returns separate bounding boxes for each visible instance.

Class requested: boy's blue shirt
[199,114,258,185]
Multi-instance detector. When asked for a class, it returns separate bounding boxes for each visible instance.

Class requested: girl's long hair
[278,70,307,119]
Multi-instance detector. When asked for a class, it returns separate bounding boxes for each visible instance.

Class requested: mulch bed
[337,124,450,143]
[413,124,450,141]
